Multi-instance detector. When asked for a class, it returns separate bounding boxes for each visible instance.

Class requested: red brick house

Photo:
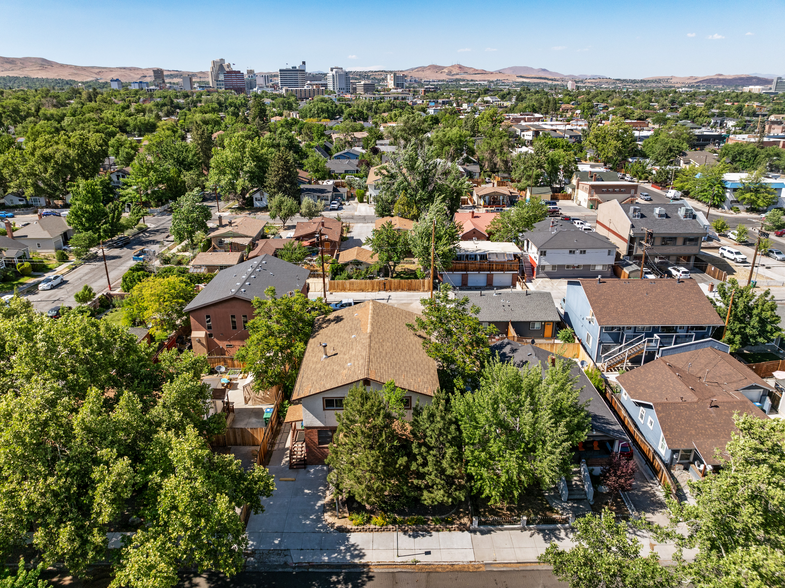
[294,216,343,256]
[184,255,310,357]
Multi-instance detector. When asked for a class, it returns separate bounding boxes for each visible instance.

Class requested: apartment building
[280,61,307,88]
[327,67,350,93]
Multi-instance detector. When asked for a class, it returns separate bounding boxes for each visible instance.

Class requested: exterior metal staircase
[600,335,648,371]
[289,440,307,469]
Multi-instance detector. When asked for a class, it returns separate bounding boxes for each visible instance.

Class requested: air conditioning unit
[654,207,666,218]
[630,206,641,219]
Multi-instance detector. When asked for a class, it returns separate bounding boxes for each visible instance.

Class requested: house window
[622,389,629,400]
[323,398,344,410]
[647,416,654,430]
[683,237,700,246]
[638,407,646,423]
[688,326,705,332]
[208,333,214,339]
[317,430,333,446]
[658,434,668,454]
[541,250,547,257]
[569,249,576,254]
[635,326,653,332]
[530,322,542,330]
[242,315,248,329]
[608,250,613,256]
[36,243,41,248]
[564,264,583,270]
[592,264,605,271]
[660,237,676,246]
[585,331,592,346]
[230,315,237,330]
[579,250,586,255]
[402,397,412,410]
[205,315,212,330]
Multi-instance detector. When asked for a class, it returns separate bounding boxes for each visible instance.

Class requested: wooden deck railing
[446,260,520,272]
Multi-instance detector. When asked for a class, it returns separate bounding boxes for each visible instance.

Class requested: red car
[775,229,785,237]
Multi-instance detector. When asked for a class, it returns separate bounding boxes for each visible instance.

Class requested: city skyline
[0,0,783,79]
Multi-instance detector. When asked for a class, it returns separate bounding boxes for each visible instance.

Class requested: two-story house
[562,278,724,370]
[184,255,310,357]
[524,218,617,279]
[441,241,521,288]
[288,301,439,465]
[595,201,707,269]
[454,211,499,241]
[294,217,343,256]
[616,347,769,476]
[574,180,639,209]
[463,290,561,340]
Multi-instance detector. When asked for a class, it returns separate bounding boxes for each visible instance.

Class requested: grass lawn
[0,275,36,292]
[735,350,783,363]
[102,308,126,328]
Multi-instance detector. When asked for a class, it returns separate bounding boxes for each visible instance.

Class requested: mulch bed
[591,491,631,518]
[474,487,565,525]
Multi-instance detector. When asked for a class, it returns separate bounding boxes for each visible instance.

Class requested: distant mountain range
[0,56,777,87]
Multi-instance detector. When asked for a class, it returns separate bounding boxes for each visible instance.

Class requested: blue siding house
[614,347,770,476]
[562,278,724,370]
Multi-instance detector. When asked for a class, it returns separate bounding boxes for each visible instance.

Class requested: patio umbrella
[772,371,785,380]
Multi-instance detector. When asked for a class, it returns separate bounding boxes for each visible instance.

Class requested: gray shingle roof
[492,341,628,440]
[625,203,706,236]
[183,255,310,313]
[462,290,561,323]
[326,160,360,174]
[576,171,619,182]
[527,219,616,250]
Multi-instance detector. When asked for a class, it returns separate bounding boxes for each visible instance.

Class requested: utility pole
[722,288,736,341]
[640,230,649,278]
[214,185,220,213]
[429,218,436,299]
[747,217,766,287]
[100,240,112,292]
[318,228,327,299]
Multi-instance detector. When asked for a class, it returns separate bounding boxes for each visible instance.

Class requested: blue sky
[1,0,783,78]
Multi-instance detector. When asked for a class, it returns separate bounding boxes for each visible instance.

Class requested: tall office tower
[256,73,272,88]
[245,69,257,92]
[110,79,122,90]
[209,58,226,88]
[182,76,194,91]
[567,80,577,91]
[327,66,350,93]
[279,61,307,88]
[223,69,246,94]
[386,72,405,89]
[772,77,785,93]
[152,68,166,88]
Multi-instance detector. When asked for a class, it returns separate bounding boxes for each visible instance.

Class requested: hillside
[404,64,521,81]
[642,73,773,87]
[495,66,567,78]
[0,56,208,82]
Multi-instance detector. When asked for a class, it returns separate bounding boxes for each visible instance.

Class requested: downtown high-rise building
[386,72,405,89]
[182,75,194,91]
[279,61,306,88]
[328,66,350,93]
[223,69,246,94]
[209,58,227,88]
[152,68,166,88]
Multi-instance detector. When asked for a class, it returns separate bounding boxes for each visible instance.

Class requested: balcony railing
[446,260,520,272]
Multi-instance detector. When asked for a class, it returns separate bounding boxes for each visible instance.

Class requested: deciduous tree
[488,198,548,245]
[268,195,300,228]
[408,202,461,273]
[364,221,408,277]
[123,275,196,337]
[299,197,324,220]
[585,119,637,170]
[170,190,211,247]
[712,278,782,351]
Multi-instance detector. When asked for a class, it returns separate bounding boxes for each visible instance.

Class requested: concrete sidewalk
[246,433,693,566]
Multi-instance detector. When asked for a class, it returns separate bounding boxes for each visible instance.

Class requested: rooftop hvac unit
[654,207,666,218]
[630,205,641,218]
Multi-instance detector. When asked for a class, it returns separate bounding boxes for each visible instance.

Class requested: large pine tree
[264,149,300,200]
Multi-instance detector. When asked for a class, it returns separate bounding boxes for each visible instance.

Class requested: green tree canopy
[408,202,461,272]
[170,189,212,247]
[364,221,409,278]
[123,275,197,337]
[488,198,548,246]
[585,119,637,170]
[299,196,324,220]
[265,149,300,200]
[711,278,782,351]
[268,195,300,228]
[641,124,695,166]
[736,167,779,210]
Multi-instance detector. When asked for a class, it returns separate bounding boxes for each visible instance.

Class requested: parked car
[547,206,561,217]
[616,441,634,460]
[578,224,593,232]
[642,268,657,279]
[111,235,131,248]
[559,215,572,222]
[0,211,15,218]
[38,275,64,291]
[768,249,785,261]
[666,189,682,200]
[41,210,60,217]
[543,200,559,207]
[573,219,587,229]
[727,230,747,243]
[639,192,652,201]
[330,299,355,310]
[46,305,70,319]
[1,294,14,303]
[329,201,340,211]
[776,229,785,237]
[719,246,748,263]
[668,266,691,279]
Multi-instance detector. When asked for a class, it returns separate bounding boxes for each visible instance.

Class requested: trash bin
[263,407,274,425]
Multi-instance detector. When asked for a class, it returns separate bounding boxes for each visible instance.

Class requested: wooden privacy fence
[329,278,430,292]
[256,410,281,465]
[601,385,679,500]
[205,355,245,369]
[745,358,785,378]
[212,427,265,446]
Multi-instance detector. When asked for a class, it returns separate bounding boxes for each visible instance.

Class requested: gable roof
[474,185,518,197]
[248,238,295,259]
[190,251,244,267]
[619,202,707,236]
[211,217,266,240]
[462,290,560,323]
[374,216,415,231]
[528,219,616,249]
[292,301,439,400]
[12,217,70,239]
[616,347,768,464]
[578,278,725,327]
[326,159,360,173]
[367,165,388,185]
[183,255,310,313]
[454,211,499,237]
[338,247,378,265]
[300,184,336,200]
[294,216,342,242]
[575,171,619,183]
[492,341,627,440]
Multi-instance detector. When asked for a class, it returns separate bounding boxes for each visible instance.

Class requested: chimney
[218,215,223,227]
[4,219,13,238]
[321,342,328,360]
[597,275,602,284]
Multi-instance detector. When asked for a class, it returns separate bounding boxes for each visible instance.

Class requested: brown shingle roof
[338,247,378,265]
[248,238,295,259]
[474,185,518,197]
[617,348,768,464]
[453,211,499,237]
[190,251,244,267]
[374,216,415,231]
[211,217,267,240]
[292,301,439,401]
[294,216,342,242]
[579,279,725,327]
[367,165,388,185]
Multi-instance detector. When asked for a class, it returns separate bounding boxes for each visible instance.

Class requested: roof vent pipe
[321,342,328,360]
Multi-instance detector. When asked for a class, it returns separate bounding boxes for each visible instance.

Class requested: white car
[668,266,691,279]
[1,294,14,303]
[329,201,340,211]
[639,192,652,201]
[642,268,657,279]
[727,230,747,243]
[573,219,587,229]
[768,249,785,261]
[38,275,64,291]
[719,246,748,263]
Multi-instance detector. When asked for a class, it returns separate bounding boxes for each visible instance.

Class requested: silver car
[768,249,785,261]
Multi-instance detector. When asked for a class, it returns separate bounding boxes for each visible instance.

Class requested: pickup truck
[132,248,150,262]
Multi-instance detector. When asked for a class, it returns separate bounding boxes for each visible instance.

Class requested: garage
[442,273,462,287]
[467,274,486,287]
[493,273,512,287]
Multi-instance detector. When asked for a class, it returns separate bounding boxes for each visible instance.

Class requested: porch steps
[566,471,587,501]
[289,441,307,469]
[521,257,533,282]
[600,341,646,371]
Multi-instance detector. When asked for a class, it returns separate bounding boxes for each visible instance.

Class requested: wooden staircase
[600,338,647,371]
[289,440,307,469]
